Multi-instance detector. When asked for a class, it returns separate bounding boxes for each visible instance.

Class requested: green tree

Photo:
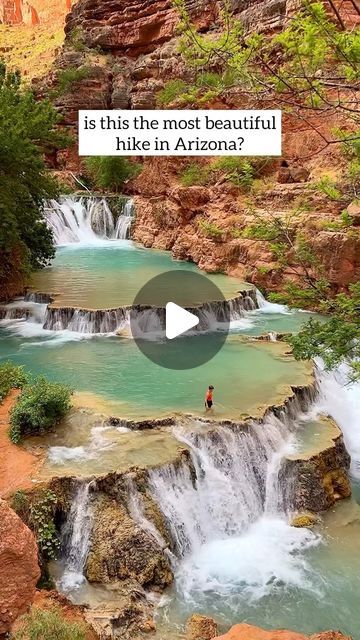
[289,283,360,381]
[84,156,142,192]
[0,62,68,300]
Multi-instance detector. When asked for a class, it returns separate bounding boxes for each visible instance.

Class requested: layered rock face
[0,500,40,634]
[44,0,359,294]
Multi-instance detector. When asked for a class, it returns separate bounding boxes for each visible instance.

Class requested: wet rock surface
[85,494,173,588]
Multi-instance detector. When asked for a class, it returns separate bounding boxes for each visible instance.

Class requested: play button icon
[129,270,230,370]
[166,302,199,339]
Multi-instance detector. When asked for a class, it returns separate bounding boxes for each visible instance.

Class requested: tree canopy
[0,62,68,299]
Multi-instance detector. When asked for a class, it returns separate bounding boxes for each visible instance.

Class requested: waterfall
[42,291,259,335]
[58,481,95,592]
[315,361,360,479]
[256,289,290,314]
[145,382,316,562]
[45,196,134,245]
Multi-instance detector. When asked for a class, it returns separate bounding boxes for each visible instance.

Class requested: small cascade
[58,481,95,591]
[45,196,135,245]
[256,289,290,314]
[114,199,135,239]
[42,291,259,335]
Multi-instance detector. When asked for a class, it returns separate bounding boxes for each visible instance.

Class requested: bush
[12,607,86,640]
[84,157,142,192]
[157,79,188,105]
[211,157,255,189]
[180,163,210,186]
[198,219,223,239]
[9,378,72,443]
[316,175,342,201]
[0,362,28,402]
[55,66,92,95]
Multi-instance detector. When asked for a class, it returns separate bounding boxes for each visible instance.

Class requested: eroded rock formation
[0,500,40,634]
[213,623,352,640]
[85,494,173,588]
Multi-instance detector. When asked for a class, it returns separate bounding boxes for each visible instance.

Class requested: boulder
[0,500,40,634]
[346,201,360,227]
[187,614,218,640]
[214,623,352,640]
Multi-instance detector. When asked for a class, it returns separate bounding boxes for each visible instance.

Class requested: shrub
[0,362,28,402]
[211,157,255,189]
[157,79,188,105]
[9,378,72,443]
[13,607,86,640]
[198,219,223,239]
[180,163,210,186]
[321,209,354,231]
[316,176,342,201]
[242,222,280,241]
[84,157,142,192]
[55,66,92,95]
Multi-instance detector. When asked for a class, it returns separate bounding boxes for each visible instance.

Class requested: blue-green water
[30,243,251,308]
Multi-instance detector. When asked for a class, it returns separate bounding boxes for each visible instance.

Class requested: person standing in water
[205,385,214,411]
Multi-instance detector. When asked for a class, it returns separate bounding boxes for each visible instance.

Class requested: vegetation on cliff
[84,156,142,192]
[0,63,68,300]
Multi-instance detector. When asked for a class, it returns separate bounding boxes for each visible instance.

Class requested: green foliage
[321,209,354,231]
[289,283,360,380]
[242,221,281,241]
[0,362,28,402]
[211,157,255,189]
[30,490,60,561]
[66,27,87,52]
[180,163,210,186]
[12,607,86,640]
[84,157,142,192]
[9,378,72,443]
[54,66,92,96]
[172,0,360,119]
[198,219,223,239]
[0,63,68,297]
[316,176,342,201]
[11,489,30,520]
[157,79,188,105]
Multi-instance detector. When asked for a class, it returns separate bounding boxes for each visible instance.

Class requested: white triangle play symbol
[165,302,199,340]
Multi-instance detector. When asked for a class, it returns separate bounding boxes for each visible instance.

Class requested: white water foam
[48,425,113,465]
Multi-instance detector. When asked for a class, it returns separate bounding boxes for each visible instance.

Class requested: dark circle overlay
[130,270,230,370]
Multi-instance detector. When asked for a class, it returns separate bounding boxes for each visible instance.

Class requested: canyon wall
[38,0,359,295]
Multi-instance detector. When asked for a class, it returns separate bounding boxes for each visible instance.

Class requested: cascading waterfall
[42,291,259,335]
[58,481,95,592]
[130,390,321,605]
[45,196,135,245]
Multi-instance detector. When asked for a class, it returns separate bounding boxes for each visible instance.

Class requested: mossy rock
[290,512,318,528]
